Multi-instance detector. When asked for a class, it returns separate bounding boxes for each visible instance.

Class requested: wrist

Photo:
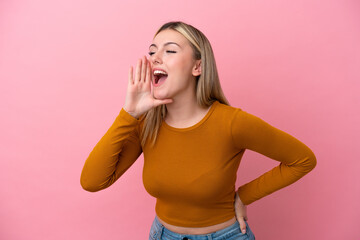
[236,191,245,206]
[123,107,140,119]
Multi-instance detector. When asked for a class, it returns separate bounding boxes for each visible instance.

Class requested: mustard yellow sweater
[80,100,316,227]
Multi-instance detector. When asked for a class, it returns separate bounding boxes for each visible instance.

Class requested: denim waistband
[153,215,245,240]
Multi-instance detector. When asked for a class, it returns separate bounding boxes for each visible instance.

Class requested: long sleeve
[80,108,143,192]
[231,109,317,205]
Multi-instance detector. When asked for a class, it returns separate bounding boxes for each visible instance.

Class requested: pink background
[1,0,359,239]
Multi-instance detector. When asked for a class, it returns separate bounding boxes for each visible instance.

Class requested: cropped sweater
[80,100,317,227]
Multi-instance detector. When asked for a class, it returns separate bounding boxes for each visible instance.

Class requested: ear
[192,60,201,77]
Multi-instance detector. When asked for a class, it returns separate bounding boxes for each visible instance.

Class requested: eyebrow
[149,42,181,49]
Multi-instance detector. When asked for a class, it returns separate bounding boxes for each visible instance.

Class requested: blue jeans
[149,215,255,240]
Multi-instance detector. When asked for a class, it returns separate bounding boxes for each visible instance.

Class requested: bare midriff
[156,215,237,235]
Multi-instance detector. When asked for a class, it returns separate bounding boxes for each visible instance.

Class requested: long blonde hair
[139,21,230,147]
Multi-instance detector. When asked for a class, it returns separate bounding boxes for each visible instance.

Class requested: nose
[150,51,162,65]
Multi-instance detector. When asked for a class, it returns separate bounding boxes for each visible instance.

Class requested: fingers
[133,56,150,84]
[146,58,151,83]
[234,191,248,234]
[128,66,133,84]
[140,56,148,82]
[135,58,142,83]
[237,217,247,234]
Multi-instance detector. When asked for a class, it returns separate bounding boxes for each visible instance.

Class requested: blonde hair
[139,21,230,147]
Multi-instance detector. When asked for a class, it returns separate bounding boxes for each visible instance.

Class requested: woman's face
[149,29,201,100]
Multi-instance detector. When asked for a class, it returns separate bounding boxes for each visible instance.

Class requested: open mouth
[153,69,168,86]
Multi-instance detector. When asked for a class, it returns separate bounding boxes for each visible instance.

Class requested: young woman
[80,21,317,240]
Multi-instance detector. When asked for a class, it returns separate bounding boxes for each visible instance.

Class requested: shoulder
[210,101,252,134]
[214,101,267,135]
[216,101,263,121]
[215,101,242,112]
[214,101,244,120]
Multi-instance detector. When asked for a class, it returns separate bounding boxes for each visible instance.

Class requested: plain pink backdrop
[1,0,359,239]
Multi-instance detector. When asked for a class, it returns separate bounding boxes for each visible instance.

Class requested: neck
[165,93,200,123]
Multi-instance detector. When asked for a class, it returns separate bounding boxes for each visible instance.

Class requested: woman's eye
[148,50,176,56]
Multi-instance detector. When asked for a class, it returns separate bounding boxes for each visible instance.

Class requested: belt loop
[207,234,213,240]
[157,225,164,240]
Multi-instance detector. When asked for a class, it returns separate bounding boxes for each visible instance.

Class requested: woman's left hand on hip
[234,191,248,234]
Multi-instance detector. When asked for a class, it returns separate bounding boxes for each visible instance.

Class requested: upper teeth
[154,70,168,75]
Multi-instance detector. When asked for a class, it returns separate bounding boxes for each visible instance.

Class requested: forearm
[80,108,142,192]
[237,150,316,205]
[232,109,317,205]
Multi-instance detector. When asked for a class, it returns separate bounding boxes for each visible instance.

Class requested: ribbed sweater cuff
[118,108,141,124]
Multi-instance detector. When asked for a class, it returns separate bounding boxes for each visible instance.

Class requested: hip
[149,215,256,240]
[157,215,237,235]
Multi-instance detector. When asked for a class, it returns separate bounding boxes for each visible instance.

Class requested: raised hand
[234,191,248,234]
[123,56,173,119]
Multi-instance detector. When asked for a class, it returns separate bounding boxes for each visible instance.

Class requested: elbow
[306,151,317,173]
[80,179,96,192]
[80,174,101,193]
[292,150,317,176]
[81,180,101,192]
[80,169,116,192]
